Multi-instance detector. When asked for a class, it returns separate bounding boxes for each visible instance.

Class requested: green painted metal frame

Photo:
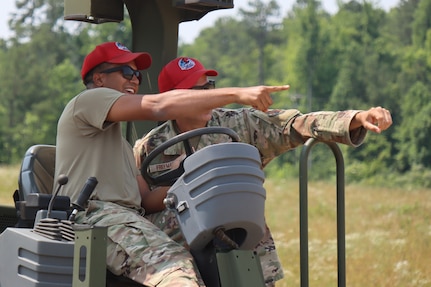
[299,138,346,287]
[217,249,265,287]
[73,225,108,287]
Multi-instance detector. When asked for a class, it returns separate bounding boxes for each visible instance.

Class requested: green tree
[384,0,420,47]
[180,17,261,89]
[291,0,322,111]
[0,34,74,161]
[412,0,431,47]
[0,0,132,163]
[240,0,282,84]
[395,81,431,171]
[286,0,342,112]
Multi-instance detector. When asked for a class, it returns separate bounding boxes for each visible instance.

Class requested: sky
[0,0,400,43]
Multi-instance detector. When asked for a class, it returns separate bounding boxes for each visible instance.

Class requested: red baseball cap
[81,42,152,81]
[158,57,218,92]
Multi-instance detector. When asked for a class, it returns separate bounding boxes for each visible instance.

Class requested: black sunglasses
[100,66,143,84]
[191,80,216,90]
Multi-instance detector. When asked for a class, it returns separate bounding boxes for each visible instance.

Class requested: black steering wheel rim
[141,127,240,186]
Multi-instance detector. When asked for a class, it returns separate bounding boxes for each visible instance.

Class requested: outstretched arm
[107,85,290,122]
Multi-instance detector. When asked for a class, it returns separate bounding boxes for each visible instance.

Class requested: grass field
[1,165,430,286]
[264,179,431,287]
[0,165,19,206]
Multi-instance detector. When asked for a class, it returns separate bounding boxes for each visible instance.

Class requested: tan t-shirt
[56,87,141,208]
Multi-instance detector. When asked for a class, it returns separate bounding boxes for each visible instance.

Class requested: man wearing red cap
[55,42,289,287]
[134,57,393,286]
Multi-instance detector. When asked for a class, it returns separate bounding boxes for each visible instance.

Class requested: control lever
[68,176,98,221]
[46,174,69,218]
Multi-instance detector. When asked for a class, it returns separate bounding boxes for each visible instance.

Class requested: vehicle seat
[14,145,67,228]
[18,144,56,201]
[15,144,141,287]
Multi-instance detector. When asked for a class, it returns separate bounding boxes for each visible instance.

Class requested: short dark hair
[83,62,111,86]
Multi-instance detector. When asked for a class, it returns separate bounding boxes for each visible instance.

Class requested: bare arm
[350,106,392,133]
[136,175,169,214]
[107,85,289,122]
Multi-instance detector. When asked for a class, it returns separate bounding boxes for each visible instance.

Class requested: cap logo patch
[178,58,196,71]
[115,42,131,52]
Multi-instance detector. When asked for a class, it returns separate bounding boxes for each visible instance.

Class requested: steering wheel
[141,127,240,186]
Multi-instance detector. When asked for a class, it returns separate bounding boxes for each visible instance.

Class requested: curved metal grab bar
[299,138,346,287]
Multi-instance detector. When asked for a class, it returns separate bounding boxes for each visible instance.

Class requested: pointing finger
[266,85,290,92]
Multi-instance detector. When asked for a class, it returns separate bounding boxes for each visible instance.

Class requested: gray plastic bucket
[167,142,266,251]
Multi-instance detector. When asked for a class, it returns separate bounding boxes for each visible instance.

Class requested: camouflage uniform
[134,108,367,286]
[76,200,205,287]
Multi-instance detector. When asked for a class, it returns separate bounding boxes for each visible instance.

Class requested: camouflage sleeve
[239,109,302,166]
[241,109,367,166]
[290,110,367,146]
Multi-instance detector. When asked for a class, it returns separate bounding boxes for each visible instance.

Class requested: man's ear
[93,73,104,87]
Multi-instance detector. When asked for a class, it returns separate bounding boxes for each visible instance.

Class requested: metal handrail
[299,138,346,287]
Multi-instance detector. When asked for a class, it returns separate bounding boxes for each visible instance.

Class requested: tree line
[0,0,430,188]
